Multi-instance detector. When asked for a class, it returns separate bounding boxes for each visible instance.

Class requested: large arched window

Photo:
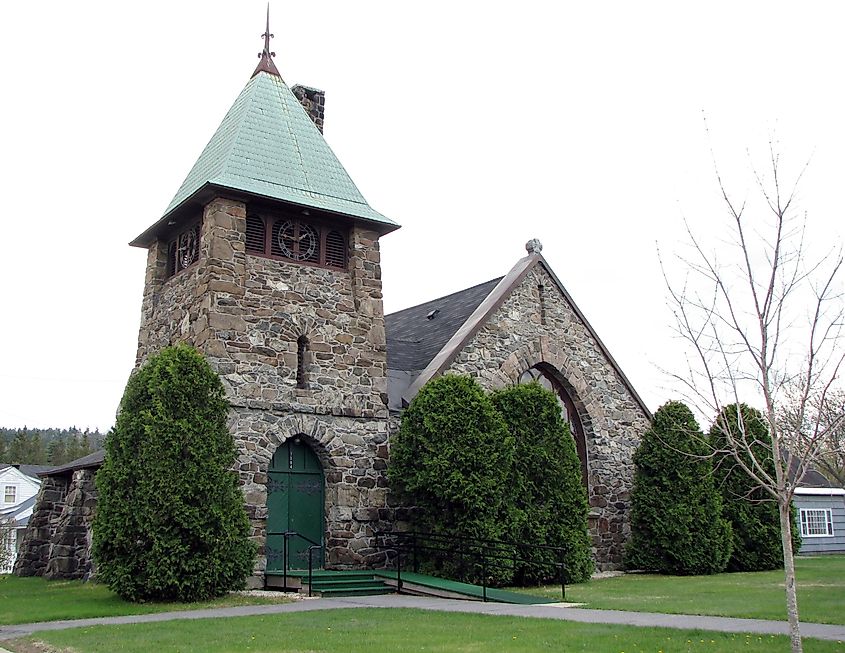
[518,366,588,487]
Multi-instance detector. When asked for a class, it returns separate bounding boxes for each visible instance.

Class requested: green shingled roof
[161,70,396,229]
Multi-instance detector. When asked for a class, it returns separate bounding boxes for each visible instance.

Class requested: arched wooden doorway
[518,366,589,487]
[266,437,325,571]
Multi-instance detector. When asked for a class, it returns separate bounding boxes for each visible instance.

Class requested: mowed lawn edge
[510,555,845,624]
[10,608,845,653]
[0,576,291,626]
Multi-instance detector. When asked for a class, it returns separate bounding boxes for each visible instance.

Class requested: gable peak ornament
[525,238,543,254]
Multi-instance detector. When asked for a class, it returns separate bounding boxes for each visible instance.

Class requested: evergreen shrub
[625,400,732,575]
[710,403,799,571]
[93,344,255,602]
[389,375,516,584]
[491,382,593,584]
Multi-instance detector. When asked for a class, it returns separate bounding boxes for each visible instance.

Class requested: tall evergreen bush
[710,403,799,571]
[389,375,515,584]
[491,382,593,584]
[93,344,255,602]
[625,401,732,575]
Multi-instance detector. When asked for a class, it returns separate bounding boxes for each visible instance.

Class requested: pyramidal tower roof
[131,9,397,247]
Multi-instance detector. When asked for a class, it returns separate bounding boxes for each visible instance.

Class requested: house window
[246,211,348,270]
[3,486,16,504]
[165,222,201,279]
[800,508,834,537]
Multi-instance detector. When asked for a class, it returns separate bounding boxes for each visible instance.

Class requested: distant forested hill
[0,427,106,466]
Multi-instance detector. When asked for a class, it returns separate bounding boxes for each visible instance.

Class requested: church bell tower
[130,9,399,584]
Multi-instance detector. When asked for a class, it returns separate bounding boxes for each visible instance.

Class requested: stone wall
[291,85,325,134]
[443,265,650,569]
[13,470,99,580]
[44,469,98,580]
[13,476,68,576]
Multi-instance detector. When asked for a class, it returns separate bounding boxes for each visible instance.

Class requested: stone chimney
[292,84,325,133]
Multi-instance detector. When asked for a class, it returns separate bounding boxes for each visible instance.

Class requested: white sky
[1,1,843,431]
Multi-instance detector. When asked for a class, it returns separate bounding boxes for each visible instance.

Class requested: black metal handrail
[374,530,567,601]
[266,530,324,596]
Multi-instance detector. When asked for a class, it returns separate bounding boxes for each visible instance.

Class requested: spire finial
[261,4,274,58]
[252,4,282,78]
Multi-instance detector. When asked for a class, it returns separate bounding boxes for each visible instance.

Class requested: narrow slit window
[296,335,309,389]
[538,284,547,325]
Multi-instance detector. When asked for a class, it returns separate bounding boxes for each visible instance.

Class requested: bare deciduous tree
[663,143,844,653]
[779,388,845,487]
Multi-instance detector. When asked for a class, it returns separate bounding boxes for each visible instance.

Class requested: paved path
[1,594,843,644]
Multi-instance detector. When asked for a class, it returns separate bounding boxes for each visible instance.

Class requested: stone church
[15,19,650,585]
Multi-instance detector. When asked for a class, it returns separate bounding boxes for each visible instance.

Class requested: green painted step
[309,579,387,589]
[280,570,378,579]
[275,569,394,597]
[315,586,394,597]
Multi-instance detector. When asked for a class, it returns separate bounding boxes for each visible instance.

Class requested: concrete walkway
[1,594,843,644]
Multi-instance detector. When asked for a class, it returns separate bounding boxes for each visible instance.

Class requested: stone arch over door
[266,435,325,571]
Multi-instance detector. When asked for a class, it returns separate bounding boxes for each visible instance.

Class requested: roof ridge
[271,73,312,192]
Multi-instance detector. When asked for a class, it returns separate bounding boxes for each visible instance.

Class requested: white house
[0,465,49,573]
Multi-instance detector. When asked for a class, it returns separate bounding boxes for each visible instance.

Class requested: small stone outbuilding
[13,451,102,579]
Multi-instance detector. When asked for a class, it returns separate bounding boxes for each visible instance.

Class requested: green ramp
[373,570,557,605]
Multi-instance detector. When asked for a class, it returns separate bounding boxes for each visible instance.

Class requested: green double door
[266,438,325,571]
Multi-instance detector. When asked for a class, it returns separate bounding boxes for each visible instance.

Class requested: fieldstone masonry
[291,85,325,134]
[44,470,98,580]
[13,476,67,577]
[13,470,98,580]
[441,265,650,568]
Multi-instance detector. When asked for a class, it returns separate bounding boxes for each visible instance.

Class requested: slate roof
[131,68,398,247]
[386,278,503,372]
[43,449,104,476]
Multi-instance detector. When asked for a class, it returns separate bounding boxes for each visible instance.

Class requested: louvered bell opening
[166,241,176,278]
[246,214,266,254]
[325,230,347,268]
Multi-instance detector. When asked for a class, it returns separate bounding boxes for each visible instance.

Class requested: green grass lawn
[513,555,845,624]
[12,609,845,653]
[0,576,288,626]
